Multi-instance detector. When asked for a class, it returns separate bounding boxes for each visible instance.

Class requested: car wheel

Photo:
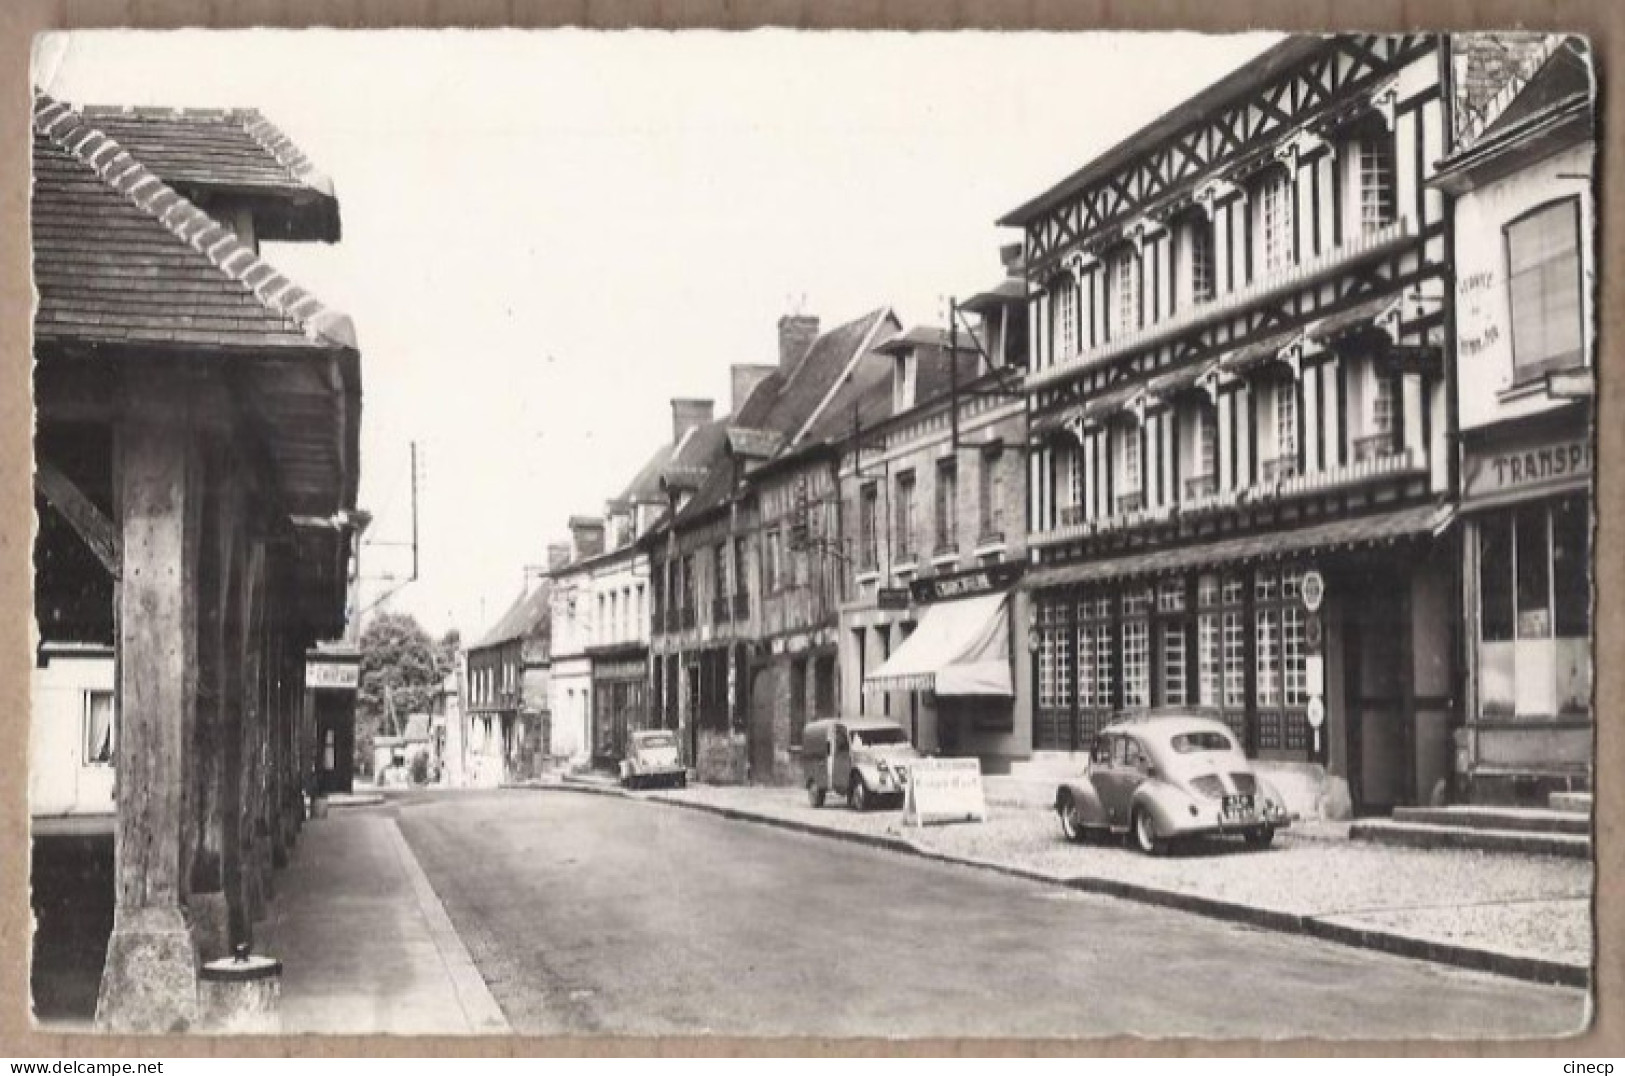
[849,777,869,812]
[807,780,826,808]
[1245,825,1275,850]
[1132,808,1163,856]
[1057,795,1088,844]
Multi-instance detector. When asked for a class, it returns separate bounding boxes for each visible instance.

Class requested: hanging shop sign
[1301,569,1325,613]
[904,757,988,826]
[908,562,1024,604]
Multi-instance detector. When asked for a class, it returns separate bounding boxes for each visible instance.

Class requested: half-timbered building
[1006,35,1456,816]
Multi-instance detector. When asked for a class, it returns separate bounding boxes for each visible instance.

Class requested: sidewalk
[551,775,1591,987]
[257,808,509,1035]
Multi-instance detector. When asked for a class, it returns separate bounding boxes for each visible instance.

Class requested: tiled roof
[617,441,675,504]
[747,308,898,448]
[77,105,340,240]
[1474,38,1591,145]
[472,583,553,650]
[799,348,894,446]
[31,94,355,354]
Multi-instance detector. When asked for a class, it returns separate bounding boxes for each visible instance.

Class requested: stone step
[1349,819,1590,859]
[1392,805,1590,835]
[1549,791,1593,813]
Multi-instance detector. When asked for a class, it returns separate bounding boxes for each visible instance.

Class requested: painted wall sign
[306,659,360,691]
[909,561,1024,604]
[1462,433,1591,505]
[903,758,988,826]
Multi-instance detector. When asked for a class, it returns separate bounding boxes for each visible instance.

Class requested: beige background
[1,0,1618,1058]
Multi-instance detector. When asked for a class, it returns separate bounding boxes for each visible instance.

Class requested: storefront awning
[864,592,1012,697]
[1025,503,1454,589]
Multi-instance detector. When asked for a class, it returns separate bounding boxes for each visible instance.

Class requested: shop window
[1037,602,1062,709]
[83,690,114,765]
[1198,612,1222,706]
[1122,586,1153,708]
[1506,199,1584,382]
[1076,596,1114,715]
[1255,607,1282,708]
[1162,622,1188,707]
[1157,578,1186,613]
[1478,497,1592,718]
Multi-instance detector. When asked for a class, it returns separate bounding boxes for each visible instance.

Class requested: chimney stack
[546,541,573,571]
[730,364,776,415]
[671,398,714,446]
[778,314,820,370]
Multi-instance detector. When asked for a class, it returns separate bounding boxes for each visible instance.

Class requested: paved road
[394,789,1589,1039]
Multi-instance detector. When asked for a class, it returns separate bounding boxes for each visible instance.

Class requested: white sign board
[1306,696,1327,729]
[1306,653,1325,697]
[904,758,987,826]
[306,660,360,691]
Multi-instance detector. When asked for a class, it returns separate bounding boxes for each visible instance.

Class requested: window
[1197,405,1218,478]
[714,542,729,598]
[894,352,918,412]
[1188,217,1216,303]
[1110,250,1139,337]
[859,483,879,569]
[1162,622,1188,707]
[935,458,959,553]
[978,448,1005,541]
[1054,276,1080,360]
[1273,384,1299,476]
[1258,168,1294,275]
[1122,617,1150,709]
[765,531,781,593]
[1118,423,1143,510]
[1357,131,1396,233]
[1037,602,1062,709]
[84,690,114,765]
[682,555,696,615]
[895,471,918,561]
[1506,199,1584,380]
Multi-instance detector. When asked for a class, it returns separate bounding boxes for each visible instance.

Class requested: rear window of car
[1170,731,1237,754]
[636,732,676,748]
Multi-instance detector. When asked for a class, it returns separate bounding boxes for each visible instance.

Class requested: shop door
[1344,588,1409,814]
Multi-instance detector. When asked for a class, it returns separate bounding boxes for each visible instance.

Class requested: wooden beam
[36,457,120,579]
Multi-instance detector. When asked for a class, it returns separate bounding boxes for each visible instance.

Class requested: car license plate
[1222,794,1255,821]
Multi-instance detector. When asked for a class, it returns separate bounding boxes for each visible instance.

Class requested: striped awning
[864,592,1012,696]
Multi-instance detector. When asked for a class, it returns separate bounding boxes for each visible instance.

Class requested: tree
[355,611,452,774]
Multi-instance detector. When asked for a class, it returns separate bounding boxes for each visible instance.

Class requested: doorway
[1343,582,1410,814]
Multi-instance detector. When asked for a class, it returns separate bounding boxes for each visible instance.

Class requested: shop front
[1458,407,1592,804]
[858,563,1030,772]
[590,646,649,768]
[305,648,360,795]
[1024,505,1458,817]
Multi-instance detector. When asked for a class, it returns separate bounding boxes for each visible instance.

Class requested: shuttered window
[1506,199,1584,381]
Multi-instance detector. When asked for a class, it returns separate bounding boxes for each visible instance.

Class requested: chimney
[671,398,714,446]
[568,516,606,561]
[778,314,820,369]
[999,241,1026,275]
[546,541,573,571]
[730,364,776,415]
[1451,33,1555,140]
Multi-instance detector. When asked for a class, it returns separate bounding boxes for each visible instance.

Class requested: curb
[532,779,1589,990]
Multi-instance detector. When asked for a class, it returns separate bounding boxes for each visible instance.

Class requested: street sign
[904,758,987,826]
[1306,696,1326,729]
[306,659,360,691]
[1301,569,1325,613]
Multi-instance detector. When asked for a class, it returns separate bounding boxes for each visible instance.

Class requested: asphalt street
[392,789,1589,1039]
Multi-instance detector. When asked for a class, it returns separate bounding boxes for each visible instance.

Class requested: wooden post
[96,400,204,1033]
[240,538,269,925]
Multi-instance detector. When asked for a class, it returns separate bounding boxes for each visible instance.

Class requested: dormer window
[893,350,918,412]
[1110,249,1139,338]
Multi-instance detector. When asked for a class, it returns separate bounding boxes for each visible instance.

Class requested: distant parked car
[1054,714,1290,854]
[802,717,922,811]
[619,729,687,790]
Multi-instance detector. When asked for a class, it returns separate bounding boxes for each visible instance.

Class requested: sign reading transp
[904,758,988,826]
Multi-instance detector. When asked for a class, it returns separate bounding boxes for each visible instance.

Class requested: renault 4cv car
[619,729,687,790]
[802,717,922,811]
[1054,714,1290,854]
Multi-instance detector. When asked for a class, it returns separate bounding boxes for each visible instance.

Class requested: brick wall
[1452,34,1557,140]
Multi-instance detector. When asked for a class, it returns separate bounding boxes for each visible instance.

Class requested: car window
[1110,735,1129,767]
[1123,737,1146,769]
[1090,736,1111,764]
[1170,730,1237,753]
